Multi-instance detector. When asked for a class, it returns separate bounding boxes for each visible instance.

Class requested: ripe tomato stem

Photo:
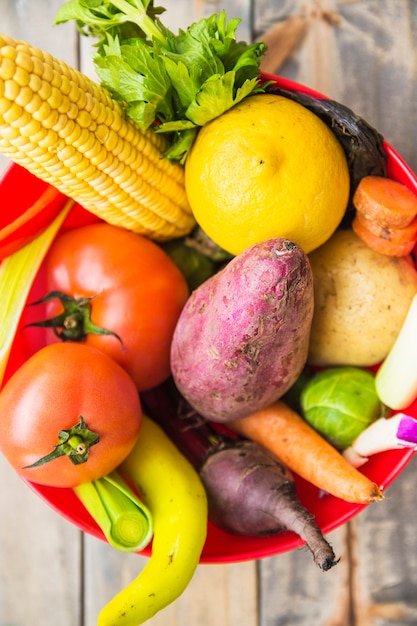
[26,290,123,344]
[23,415,100,469]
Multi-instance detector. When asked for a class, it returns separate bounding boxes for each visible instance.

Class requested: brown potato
[307,229,417,367]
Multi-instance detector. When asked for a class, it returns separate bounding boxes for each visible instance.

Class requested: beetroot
[142,383,339,571]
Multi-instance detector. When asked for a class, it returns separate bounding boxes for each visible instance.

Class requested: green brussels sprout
[300,367,384,450]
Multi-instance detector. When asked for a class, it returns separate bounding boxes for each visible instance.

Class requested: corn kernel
[15,50,34,74]
[32,100,51,123]
[25,92,42,115]
[67,101,79,120]
[47,85,63,110]
[56,118,76,139]
[0,122,19,139]
[77,109,92,129]
[15,85,34,107]
[2,101,23,124]
[0,45,17,64]
[4,78,20,101]
[41,62,53,84]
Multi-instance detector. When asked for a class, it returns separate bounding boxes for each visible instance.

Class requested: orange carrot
[353,175,417,229]
[354,211,417,244]
[228,400,384,504]
[352,213,416,257]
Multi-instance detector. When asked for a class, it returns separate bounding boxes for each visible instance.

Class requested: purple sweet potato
[170,238,314,422]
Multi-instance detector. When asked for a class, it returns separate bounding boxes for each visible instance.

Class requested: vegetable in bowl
[170,238,314,422]
[0,343,143,488]
[300,366,385,451]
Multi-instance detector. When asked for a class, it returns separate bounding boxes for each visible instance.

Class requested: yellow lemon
[185,94,350,255]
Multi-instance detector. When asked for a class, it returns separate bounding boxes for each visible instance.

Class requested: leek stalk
[74,470,153,552]
[375,294,417,410]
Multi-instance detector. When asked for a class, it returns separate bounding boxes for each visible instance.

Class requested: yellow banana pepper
[98,414,208,626]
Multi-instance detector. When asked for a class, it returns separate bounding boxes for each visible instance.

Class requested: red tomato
[0,343,142,488]
[39,222,190,391]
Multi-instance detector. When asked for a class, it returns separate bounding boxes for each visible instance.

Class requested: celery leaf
[185,73,262,126]
[54,1,267,160]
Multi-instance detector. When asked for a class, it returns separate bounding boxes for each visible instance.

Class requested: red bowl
[1,75,416,564]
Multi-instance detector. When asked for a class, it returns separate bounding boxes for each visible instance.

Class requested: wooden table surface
[1,1,417,625]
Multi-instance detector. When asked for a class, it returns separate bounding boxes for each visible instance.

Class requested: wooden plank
[84,543,258,626]
[259,460,417,626]
[352,455,417,626]
[0,455,82,625]
[83,539,144,625]
[259,526,350,625]
[1,4,83,625]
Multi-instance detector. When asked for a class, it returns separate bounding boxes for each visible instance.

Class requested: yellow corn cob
[0,33,195,241]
